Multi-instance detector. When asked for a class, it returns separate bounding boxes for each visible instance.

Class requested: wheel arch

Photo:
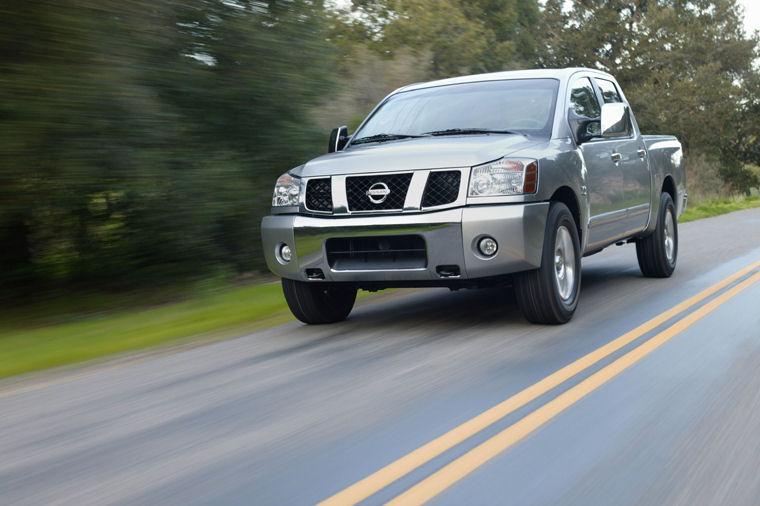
[550,186,583,246]
[662,175,676,202]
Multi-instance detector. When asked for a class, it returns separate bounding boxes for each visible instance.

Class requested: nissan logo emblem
[366,182,391,204]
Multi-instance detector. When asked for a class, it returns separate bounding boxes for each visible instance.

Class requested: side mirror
[328,125,349,153]
[601,103,631,137]
[568,109,600,144]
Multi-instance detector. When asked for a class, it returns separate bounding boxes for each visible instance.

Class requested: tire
[636,192,677,278]
[282,278,357,324]
[515,202,581,324]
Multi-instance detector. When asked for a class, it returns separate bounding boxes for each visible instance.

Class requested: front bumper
[261,203,549,283]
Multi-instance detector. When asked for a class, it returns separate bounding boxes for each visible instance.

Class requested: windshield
[351,78,559,145]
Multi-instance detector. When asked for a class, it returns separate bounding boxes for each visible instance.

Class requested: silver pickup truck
[262,68,686,324]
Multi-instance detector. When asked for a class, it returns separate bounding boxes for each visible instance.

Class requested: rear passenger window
[569,77,601,118]
[596,78,622,103]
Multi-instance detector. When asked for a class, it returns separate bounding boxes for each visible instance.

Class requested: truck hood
[294,135,545,177]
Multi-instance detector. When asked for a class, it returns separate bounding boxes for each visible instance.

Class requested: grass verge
[679,196,760,223]
[0,280,387,380]
[0,282,295,379]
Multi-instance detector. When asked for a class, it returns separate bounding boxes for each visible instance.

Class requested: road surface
[2,207,760,505]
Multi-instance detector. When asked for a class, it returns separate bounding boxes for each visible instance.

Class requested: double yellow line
[320,259,760,506]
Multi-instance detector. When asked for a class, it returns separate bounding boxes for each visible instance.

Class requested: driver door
[568,76,625,249]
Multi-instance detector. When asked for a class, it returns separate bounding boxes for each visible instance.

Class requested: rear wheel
[282,279,357,324]
[636,192,677,278]
[515,202,581,324]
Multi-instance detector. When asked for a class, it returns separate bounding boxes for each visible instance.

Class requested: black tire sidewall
[282,278,357,324]
[542,203,582,316]
[651,192,677,276]
[660,193,677,271]
[635,192,678,278]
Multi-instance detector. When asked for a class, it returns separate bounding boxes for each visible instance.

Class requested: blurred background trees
[1,0,333,293]
[1,0,758,296]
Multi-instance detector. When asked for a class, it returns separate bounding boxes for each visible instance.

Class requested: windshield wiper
[350,133,422,145]
[422,128,519,136]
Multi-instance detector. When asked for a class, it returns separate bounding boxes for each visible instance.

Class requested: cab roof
[394,67,614,94]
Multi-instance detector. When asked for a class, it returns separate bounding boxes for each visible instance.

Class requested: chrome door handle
[611,152,622,163]
[637,149,646,158]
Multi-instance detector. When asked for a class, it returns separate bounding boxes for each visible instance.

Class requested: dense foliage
[1,0,758,295]
[1,0,333,292]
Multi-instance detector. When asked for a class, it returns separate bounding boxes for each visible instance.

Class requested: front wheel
[636,192,678,278]
[515,202,581,324]
[282,279,357,324]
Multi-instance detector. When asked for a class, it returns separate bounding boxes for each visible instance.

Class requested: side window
[569,77,601,118]
[596,78,632,136]
[596,78,622,104]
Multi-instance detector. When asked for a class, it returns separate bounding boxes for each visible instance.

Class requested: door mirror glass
[601,103,631,137]
[586,120,601,136]
[328,125,349,153]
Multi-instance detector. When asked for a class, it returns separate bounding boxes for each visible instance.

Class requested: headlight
[468,158,538,197]
[272,173,301,207]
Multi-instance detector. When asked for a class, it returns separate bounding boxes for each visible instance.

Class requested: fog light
[279,244,292,262]
[478,237,498,257]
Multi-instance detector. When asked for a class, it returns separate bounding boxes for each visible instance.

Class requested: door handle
[611,152,622,163]
[637,149,646,159]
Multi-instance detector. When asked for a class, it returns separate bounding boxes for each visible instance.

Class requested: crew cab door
[568,76,624,248]
[568,76,650,250]
[593,77,650,234]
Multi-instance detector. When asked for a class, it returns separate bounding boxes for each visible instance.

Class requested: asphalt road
[2,208,760,505]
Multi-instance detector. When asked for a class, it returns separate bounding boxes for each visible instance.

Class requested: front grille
[346,173,412,211]
[305,178,332,212]
[422,171,461,208]
[326,235,427,270]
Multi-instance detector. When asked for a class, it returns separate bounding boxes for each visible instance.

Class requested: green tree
[538,0,760,194]
[333,0,541,78]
